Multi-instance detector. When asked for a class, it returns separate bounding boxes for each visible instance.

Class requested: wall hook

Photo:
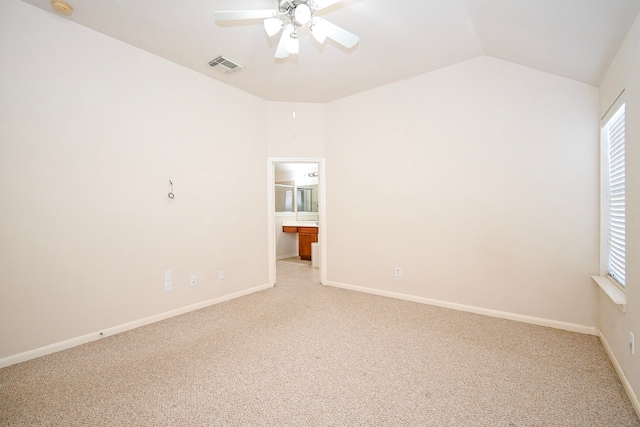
[168,180,175,199]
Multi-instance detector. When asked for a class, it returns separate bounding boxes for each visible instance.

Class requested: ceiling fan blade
[214,10,276,21]
[275,25,294,58]
[314,18,358,48]
[312,0,342,10]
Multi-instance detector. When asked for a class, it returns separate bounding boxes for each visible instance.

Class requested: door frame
[267,157,327,286]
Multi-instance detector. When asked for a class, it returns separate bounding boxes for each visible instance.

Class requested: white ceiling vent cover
[208,56,244,74]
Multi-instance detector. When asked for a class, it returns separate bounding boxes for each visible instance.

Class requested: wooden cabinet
[283,226,318,261]
[297,227,318,261]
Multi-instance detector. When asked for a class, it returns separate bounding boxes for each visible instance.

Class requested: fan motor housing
[279,0,312,13]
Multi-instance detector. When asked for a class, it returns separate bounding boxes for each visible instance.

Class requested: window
[603,103,626,287]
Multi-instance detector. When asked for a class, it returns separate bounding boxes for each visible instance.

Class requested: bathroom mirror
[297,186,318,213]
[274,163,319,220]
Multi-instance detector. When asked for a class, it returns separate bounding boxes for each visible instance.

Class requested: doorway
[267,157,326,286]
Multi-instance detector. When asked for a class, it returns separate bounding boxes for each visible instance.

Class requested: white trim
[0,283,272,369]
[267,160,277,286]
[325,281,598,335]
[599,98,627,287]
[601,89,626,123]
[599,331,640,420]
[277,253,299,260]
[591,275,626,309]
[267,157,327,286]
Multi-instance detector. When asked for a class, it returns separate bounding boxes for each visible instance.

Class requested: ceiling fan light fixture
[310,18,327,43]
[215,1,359,58]
[294,4,312,25]
[275,24,294,58]
[286,32,300,54]
[264,17,283,36]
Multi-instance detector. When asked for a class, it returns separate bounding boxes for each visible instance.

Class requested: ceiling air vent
[208,56,244,74]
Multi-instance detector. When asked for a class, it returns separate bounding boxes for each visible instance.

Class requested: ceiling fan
[214,0,359,59]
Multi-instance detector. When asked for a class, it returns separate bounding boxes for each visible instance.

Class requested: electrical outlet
[190,275,197,286]
[218,271,224,280]
[164,271,172,292]
[395,267,402,277]
[630,332,635,355]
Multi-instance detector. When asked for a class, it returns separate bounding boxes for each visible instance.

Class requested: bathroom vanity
[282,223,318,261]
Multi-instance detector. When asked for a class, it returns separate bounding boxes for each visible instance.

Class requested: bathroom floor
[279,256,311,266]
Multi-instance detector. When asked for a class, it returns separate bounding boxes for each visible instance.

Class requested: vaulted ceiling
[21,0,640,103]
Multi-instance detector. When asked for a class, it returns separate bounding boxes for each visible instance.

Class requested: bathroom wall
[275,213,298,259]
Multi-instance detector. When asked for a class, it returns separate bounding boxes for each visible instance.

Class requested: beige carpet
[1,262,638,426]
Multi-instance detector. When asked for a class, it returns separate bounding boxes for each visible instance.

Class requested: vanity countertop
[282,221,319,227]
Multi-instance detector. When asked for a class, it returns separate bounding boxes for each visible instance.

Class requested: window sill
[591,275,626,310]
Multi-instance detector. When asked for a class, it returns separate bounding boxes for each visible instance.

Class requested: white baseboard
[325,281,598,335]
[277,253,298,260]
[0,283,273,369]
[598,332,640,420]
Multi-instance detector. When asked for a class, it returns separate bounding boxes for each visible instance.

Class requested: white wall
[598,13,640,409]
[267,101,325,157]
[0,1,268,361]
[325,56,600,329]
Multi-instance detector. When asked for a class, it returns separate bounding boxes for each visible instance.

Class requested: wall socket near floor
[218,271,224,280]
[630,332,635,355]
[190,275,197,287]
[395,267,402,277]
[164,270,172,292]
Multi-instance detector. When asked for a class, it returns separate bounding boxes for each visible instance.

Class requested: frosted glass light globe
[294,4,311,25]
[264,17,283,36]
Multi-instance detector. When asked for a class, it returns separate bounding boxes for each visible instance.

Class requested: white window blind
[606,104,626,286]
